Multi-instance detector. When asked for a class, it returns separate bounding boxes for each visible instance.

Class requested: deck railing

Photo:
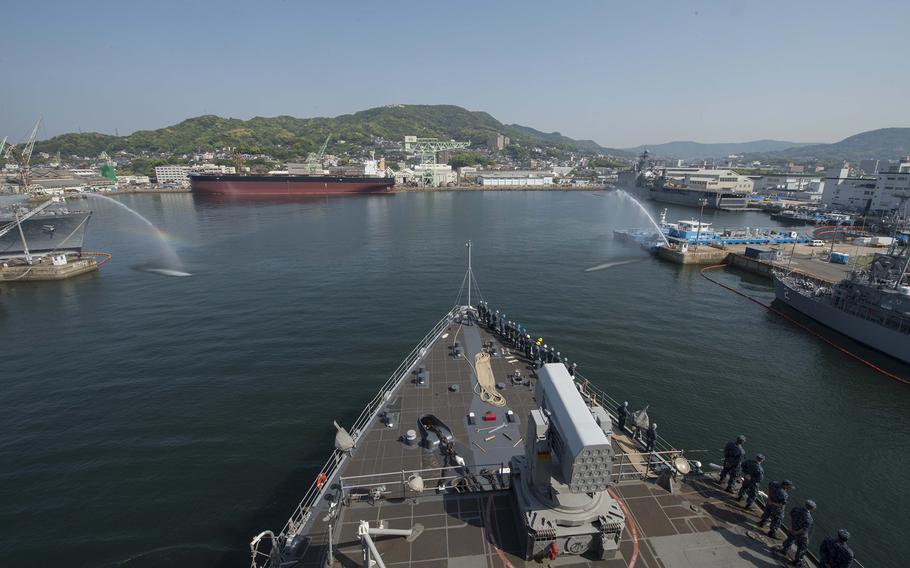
[339,462,512,502]
[258,307,866,568]
[271,307,464,549]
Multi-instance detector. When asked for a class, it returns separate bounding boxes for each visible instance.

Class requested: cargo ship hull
[189,174,394,197]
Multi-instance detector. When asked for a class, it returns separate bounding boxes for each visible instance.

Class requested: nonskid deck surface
[290,315,798,568]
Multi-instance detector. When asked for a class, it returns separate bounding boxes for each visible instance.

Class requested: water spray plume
[83,194,188,273]
[614,190,670,248]
[585,259,640,273]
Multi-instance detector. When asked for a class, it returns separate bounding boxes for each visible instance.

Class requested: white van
[809,240,826,247]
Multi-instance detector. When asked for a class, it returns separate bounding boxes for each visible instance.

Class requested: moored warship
[773,244,910,365]
[250,243,847,568]
[0,197,92,259]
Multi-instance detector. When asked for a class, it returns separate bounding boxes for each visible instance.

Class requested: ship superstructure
[0,197,92,260]
[249,244,835,568]
[774,244,910,364]
[619,155,753,210]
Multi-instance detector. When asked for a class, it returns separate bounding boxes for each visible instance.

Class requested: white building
[154,164,235,184]
[751,174,823,202]
[663,168,753,194]
[821,159,910,213]
[821,177,878,211]
[192,164,236,175]
[155,165,190,184]
[457,166,478,182]
[414,164,456,186]
[871,166,910,213]
[117,175,151,185]
[477,171,554,187]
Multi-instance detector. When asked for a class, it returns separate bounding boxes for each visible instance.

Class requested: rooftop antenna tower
[404,136,469,187]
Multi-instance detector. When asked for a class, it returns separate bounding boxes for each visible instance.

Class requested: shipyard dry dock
[253,306,830,568]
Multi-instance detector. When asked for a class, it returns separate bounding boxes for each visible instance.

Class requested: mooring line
[700,264,909,385]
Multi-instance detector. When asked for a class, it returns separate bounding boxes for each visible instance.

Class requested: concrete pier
[656,242,885,284]
[656,246,728,265]
[0,256,99,281]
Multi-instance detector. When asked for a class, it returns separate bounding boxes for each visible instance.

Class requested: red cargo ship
[189,174,395,197]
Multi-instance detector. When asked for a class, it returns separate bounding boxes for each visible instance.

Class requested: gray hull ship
[773,248,910,365]
[0,200,92,259]
[249,243,844,568]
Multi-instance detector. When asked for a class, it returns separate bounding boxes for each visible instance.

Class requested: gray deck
[281,312,801,568]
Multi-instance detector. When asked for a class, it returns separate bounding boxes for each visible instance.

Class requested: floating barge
[0,252,108,282]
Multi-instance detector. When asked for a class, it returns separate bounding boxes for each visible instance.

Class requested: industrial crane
[301,135,331,174]
[4,119,42,193]
[403,136,470,187]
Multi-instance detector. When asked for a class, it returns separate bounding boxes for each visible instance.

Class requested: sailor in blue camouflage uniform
[778,500,816,566]
[819,529,854,568]
[718,435,746,492]
[644,422,658,453]
[616,401,629,432]
[758,479,792,538]
[736,453,765,509]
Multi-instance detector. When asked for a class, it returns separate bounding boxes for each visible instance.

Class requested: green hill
[747,128,910,163]
[34,104,621,159]
[623,139,813,160]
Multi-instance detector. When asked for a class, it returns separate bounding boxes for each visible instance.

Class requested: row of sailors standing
[475,302,577,376]
[718,435,854,568]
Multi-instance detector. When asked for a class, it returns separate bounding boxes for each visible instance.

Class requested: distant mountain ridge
[32,104,625,158]
[746,128,910,163]
[623,139,814,161]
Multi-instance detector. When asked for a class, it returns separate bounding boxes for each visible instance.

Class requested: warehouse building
[477,170,554,187]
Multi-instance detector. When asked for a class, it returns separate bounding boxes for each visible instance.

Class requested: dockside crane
[4,119,42,193]
[301,135,331,174]
[404,136,470,187]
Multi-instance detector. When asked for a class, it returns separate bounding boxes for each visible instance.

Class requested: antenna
[466,240,472,307]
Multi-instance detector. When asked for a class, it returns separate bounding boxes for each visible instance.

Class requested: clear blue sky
[2,0,908,147]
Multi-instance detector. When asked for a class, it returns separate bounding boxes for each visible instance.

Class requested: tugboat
[773,242,910,364]
[250,243,843,567]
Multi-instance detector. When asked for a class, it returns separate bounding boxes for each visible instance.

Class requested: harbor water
[0,191,907,567]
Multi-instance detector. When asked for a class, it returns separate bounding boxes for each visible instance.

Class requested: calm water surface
[0,191,907,567]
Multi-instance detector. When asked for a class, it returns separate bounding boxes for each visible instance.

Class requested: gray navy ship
[0,197,92,259]
[773,244,910,365]
[248,243,849,568]
[618,150,751,211]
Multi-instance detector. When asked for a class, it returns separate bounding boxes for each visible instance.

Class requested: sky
[1,0,908,148]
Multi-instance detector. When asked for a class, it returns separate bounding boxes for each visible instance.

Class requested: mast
[466,240,472,307]
[15,212,32,264]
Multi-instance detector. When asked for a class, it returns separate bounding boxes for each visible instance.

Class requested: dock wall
[656,245,840,285]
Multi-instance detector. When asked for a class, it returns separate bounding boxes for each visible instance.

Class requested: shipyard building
[154,164,236,184]
[477,170,554,187]
[821,158,910,214]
